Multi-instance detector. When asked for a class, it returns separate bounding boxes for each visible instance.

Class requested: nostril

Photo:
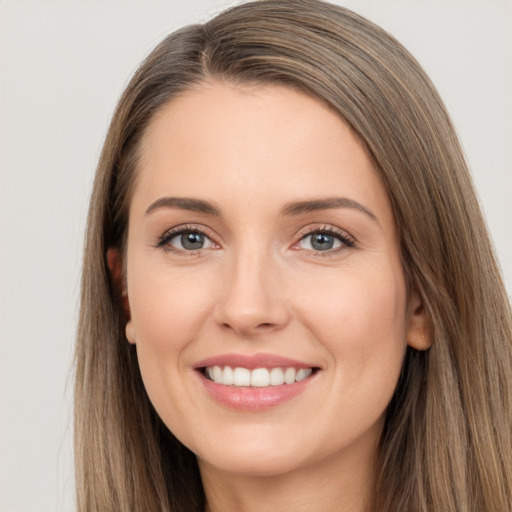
[221,321,273,327]
[220,321,277,333]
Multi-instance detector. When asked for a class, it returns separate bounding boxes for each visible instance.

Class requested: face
[119,82,427,479]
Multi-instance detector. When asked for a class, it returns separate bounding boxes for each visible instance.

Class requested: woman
[74,0,512,510]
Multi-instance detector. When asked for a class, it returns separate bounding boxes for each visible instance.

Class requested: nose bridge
[215,240,288,335]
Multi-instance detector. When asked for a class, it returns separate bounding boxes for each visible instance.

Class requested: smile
[204,366,314,387]
[194,354,319,411]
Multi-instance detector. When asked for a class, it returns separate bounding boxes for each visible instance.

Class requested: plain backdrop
[0,1,510,510]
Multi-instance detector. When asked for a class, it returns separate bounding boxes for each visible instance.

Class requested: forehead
[133,81,392,224]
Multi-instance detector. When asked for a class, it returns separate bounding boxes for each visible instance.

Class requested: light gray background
[1,1,510,511]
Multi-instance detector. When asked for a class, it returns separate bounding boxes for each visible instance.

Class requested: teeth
[284,367,296,384]
[296,368,312,382]
[213,365,222,383]
[222,366,234,385]
[233,367,251,386]
[251,368,270,387]
[205,366,313,387]
[269,367,285,385]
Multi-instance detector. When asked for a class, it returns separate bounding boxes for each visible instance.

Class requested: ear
[405,291,432,351]
[106,247,136,344]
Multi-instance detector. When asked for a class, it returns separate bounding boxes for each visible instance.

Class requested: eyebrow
[145,197,221,216]
[145,196,377,223]
[281,197,378,222]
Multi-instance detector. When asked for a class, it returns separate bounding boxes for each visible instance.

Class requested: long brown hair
[75,1,512,510]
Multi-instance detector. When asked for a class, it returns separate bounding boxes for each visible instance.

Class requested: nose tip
[214,260,290,337]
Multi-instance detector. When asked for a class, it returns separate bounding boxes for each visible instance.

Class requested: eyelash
[155,224,356,257]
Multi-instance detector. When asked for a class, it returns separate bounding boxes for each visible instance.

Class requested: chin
[190,427,313,477]
[198,449,309,478]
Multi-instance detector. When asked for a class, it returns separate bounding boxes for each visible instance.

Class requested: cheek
[126,260,218,431]
[295,266,408,455]
[126,259,216,408]
[128,260,214,350]
[297,264,407,388]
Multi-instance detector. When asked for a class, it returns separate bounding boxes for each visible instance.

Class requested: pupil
[181,232,204,250]
[311,233,334,251]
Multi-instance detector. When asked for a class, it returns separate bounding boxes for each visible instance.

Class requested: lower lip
[198,372,315,411]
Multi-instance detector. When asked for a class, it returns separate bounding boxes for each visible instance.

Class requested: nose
[213,248,291,337]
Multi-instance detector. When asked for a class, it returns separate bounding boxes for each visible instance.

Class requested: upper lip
[193,353,317,370]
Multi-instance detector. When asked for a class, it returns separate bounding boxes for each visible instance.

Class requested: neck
[199,431,378,512]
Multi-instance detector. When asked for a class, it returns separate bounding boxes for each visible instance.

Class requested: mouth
[194,354,320,411]
[201,365,316,387]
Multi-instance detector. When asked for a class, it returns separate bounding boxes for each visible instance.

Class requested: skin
[111,82,429,512]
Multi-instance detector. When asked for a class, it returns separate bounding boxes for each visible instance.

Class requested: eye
[158,227,215,252]
[174,231,211,250]
[296,227,355,254]
[301,232,340,251]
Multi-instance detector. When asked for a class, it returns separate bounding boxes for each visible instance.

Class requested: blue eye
[180,232,206,250]
[298,229,354,253]
[306,233,338,251]
[159,229,214,251]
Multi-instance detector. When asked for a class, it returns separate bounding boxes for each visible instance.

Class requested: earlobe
[125,321,136,344]
[406,292,432,351]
